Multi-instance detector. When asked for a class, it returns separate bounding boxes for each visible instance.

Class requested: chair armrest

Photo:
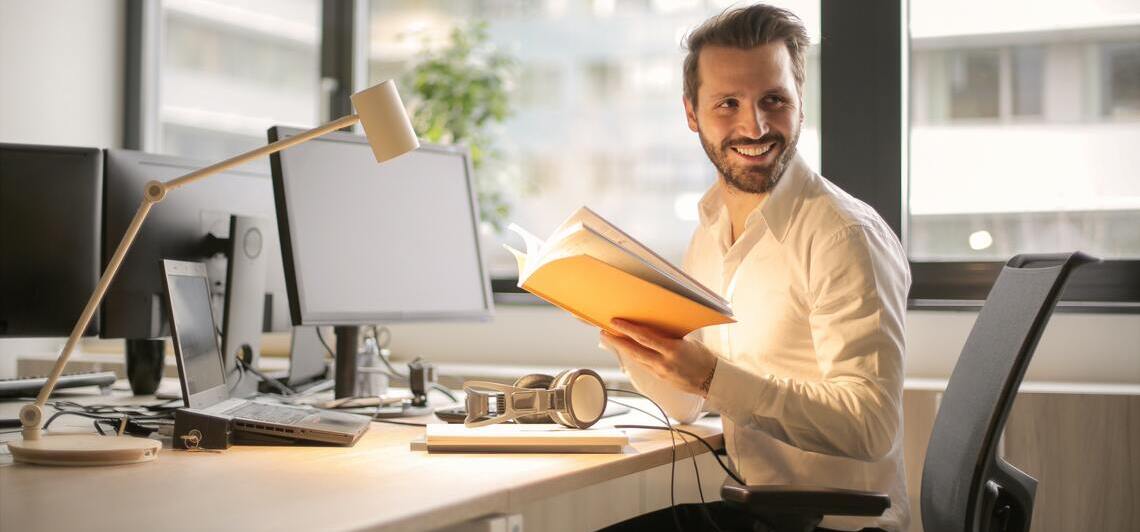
[721,480,890,517]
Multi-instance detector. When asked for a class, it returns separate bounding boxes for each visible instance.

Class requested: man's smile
[729,141,777,162]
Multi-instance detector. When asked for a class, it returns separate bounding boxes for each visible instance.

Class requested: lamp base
[8,434,161,466]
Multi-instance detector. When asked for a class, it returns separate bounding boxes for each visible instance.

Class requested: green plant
[401,22,516,232]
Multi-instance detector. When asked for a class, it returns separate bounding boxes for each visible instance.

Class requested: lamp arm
[165,114,359,192]
[18,113,362,440]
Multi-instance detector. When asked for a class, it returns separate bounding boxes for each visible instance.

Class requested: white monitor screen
[271,128,492,325]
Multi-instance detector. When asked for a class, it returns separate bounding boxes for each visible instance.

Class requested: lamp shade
[351,80,420,163]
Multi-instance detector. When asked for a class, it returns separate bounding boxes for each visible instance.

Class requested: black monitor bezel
[268,125,494,326]
[0,143,103,338]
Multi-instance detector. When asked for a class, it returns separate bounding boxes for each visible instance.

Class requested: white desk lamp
[9,80,419,466]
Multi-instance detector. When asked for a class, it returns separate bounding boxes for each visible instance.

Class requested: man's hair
[682,4,810,108]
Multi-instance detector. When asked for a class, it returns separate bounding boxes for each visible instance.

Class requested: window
[1012,45,1045,117]
[1102,42,1140,119]
[368,0,821,278]
[909,1,1140,264]
[948,49,1001,120]
[148,0,322,168]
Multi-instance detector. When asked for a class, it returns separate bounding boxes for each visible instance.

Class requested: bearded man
[602,4,911,531]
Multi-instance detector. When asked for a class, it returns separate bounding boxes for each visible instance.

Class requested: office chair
[720,251,1098,532]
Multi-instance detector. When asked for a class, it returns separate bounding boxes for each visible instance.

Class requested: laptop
[161,259,370,446]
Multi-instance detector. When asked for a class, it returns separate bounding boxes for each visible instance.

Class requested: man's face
[685,42,803,194]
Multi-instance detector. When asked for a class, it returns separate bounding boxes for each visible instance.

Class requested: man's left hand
[601,318,718,397]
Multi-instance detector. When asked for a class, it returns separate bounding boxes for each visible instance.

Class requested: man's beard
[698,126,800,194]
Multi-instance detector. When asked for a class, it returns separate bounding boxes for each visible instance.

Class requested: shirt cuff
[705,357,778,424]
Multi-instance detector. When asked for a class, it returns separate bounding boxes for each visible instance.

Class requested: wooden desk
[0,389,725,532]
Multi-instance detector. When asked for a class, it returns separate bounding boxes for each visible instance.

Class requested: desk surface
[0,389,723,532]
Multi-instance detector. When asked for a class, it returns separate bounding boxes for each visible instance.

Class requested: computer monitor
[0,143,102,338]
[269,126,493,398]
[101,148,293,341]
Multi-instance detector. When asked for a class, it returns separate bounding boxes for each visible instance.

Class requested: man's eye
[762,96,785,107]
[717,99,738,109]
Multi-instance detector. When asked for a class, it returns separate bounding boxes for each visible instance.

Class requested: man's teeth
[732,143,774,157]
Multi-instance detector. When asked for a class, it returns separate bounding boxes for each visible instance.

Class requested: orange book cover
[505,207,733,338]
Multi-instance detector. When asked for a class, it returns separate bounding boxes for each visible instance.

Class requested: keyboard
[0,371,118,398]
[224,401,312,425]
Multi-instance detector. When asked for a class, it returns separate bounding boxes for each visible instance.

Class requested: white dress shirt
[617,154,911,531]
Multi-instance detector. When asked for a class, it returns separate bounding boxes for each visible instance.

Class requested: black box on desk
[173,408,233,450]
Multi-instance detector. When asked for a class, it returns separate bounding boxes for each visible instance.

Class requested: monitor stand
[220,215,270,398]
[331,327,438,416]
[333,325,360,399]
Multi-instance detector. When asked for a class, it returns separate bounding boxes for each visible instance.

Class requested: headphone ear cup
[512,373,555,424]
[550,369,607,429]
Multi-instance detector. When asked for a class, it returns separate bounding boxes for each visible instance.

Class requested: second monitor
[269,126,493,398]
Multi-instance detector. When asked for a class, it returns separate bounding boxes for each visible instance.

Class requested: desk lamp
[9,80,419,466]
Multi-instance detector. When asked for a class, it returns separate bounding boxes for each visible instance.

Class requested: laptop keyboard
[224,402,311,425]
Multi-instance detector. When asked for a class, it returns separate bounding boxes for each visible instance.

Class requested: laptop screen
[167,273,226,396]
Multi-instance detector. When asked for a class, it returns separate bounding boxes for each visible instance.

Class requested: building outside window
[155,0,321,171]
[908,0,1140,262]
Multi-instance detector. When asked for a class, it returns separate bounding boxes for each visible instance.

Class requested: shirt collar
[758,153,810,242]
[696,153,811,243]
[697,180,725,228]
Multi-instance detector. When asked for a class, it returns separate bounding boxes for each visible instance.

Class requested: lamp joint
[19,404,43,440]
[144,180,167,203]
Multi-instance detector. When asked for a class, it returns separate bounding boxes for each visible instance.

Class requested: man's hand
[601,318,718,397]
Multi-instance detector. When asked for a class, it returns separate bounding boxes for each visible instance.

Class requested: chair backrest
[920,252,1097,532]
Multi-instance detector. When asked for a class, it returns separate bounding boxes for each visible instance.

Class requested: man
[601,4,910,531]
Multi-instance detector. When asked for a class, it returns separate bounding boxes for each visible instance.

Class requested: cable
[431,384,458,403]
[608,399,742,485]
[607,398,718,521]
[236,356,296,396]
[39,409,168,436]
[315,327,335,358]
[607,388,683,532]
[370,325,407,379]
[226,357,246,393]
[607,389,730,532]
[47,400,180,418]
[610,395,717,532]
[615,424,744,486]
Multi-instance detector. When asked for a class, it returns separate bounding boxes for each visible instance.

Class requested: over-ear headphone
[463,368,607,429]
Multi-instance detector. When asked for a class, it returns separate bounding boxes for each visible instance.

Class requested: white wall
[0,0,126,377]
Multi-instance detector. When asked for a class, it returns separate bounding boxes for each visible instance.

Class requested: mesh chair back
[920,252,1096,532]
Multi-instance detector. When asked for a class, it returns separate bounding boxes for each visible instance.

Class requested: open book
[504,207,733,338]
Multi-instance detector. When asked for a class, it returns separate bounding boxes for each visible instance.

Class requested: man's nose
[737,107,768,139]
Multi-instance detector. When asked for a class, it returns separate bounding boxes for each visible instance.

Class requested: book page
[506,223,547,281]
[568,207,728,309]
[531,223,731,315]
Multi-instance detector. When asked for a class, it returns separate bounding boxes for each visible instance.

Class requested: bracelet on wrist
[699,358,717,396]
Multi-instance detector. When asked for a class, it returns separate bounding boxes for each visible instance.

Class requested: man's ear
[683,95,699,133]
